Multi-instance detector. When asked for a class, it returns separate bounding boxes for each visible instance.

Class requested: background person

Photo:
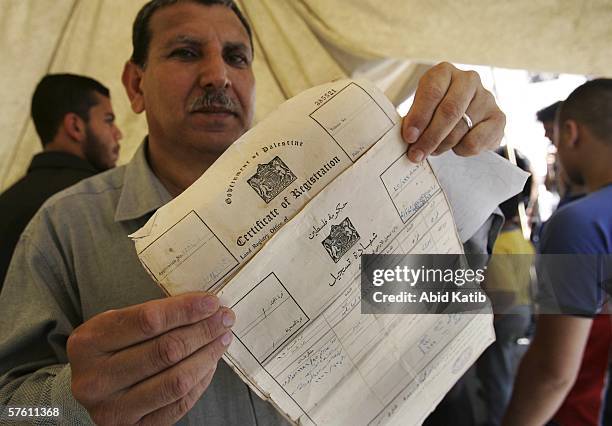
[538,100,586,208]
[536,101,562,145]
[0,73,122,287]
[504,79,612,426]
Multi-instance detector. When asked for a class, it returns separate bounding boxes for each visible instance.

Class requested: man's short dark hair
[559,78,612,145]
[536,101,562,123]
[31,74,110,146]
[131,0,254,68]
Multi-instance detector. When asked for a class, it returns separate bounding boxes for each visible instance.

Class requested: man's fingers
[452,112,505,156]
[408,69,479,162]
[137,368,216,426]
[432,86,491,155]
[70,293,220,354]
[402,62,505,161]
[101,307,235,392]
[118,332,232,422]
[402,62,453,145]
[433,108,475,156]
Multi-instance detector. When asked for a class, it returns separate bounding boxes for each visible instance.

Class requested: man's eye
[227,53,249,67]
[170,48,198,59]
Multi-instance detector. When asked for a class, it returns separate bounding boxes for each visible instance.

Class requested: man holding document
[0,0,505,424]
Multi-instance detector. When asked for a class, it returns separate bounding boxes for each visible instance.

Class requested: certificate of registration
[132,78,526,425]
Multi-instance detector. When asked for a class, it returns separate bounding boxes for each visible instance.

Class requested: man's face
[138,3,255,157]
[83,93,122,171]
[543,120,555,144]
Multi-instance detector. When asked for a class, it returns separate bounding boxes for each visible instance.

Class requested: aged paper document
[131,79,525,424]
[216,125,493,425]
[131,79,399,295]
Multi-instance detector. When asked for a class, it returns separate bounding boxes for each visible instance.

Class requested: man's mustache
[188,88,239,114]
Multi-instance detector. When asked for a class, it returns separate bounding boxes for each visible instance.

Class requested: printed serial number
[7,407,60,417]
[314,89,338,106]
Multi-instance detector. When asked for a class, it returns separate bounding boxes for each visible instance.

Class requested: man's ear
[122,60,145,114]
[62,113,86,143]
[562,119,580,148]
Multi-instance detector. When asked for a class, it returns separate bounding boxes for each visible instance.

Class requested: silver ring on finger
[462,112,474,130]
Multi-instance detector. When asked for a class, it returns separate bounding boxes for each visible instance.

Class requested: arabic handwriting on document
[282,334,348,395]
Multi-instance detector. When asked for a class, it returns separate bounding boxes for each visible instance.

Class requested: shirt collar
[114,139,173,222]
[28,151,98,174]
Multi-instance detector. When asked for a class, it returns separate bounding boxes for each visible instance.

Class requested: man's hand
[402,62,505,163]
[67,293,234,425]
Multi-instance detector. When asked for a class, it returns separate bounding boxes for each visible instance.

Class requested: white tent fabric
[2,0,611,191]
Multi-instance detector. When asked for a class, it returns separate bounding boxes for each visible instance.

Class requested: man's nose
[198,51,230,89]
[113,125,123,142]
